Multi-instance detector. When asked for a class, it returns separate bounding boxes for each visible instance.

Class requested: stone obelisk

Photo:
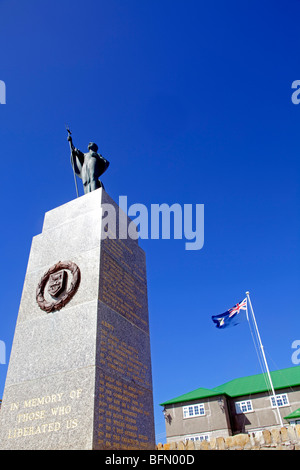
[0,189,155,450]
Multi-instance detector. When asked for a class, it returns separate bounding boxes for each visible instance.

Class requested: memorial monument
[0,131,155,450]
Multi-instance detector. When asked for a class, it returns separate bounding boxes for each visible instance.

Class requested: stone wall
[157,425,300,450]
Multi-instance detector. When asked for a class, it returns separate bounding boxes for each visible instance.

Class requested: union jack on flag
[212,298,248,329]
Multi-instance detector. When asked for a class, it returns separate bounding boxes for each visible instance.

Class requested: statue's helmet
[88,142,98,152]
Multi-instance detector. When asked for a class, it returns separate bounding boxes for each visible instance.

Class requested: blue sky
[0,0,300,443]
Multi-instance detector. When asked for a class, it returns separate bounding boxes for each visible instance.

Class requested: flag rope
[246,292,283,428]
[246,303,270,393]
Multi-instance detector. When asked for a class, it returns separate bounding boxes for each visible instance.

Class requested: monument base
[0,189,155,450]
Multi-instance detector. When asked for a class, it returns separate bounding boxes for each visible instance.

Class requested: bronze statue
[66,126,110,196]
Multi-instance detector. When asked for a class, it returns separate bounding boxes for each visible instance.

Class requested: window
[183,403,205,418]
[235,400,253,414]
[270,394,289,408]
[290,419,300,426]
[185,434,209,442]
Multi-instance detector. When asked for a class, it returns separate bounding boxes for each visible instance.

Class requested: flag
[212,298,247,329]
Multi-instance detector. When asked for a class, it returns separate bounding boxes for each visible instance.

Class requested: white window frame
[235,400,253,414]
[183,403,205,419]
[270,393,289,408]
[185,434,210,442]
[290,419,300,426]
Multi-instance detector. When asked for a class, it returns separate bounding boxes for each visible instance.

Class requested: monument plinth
[0,189,155,450]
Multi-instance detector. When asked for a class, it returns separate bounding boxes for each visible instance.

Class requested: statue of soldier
[67,129,110,194]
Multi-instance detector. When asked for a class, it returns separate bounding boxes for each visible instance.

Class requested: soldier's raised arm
[70,146,84,177]
[66,126,84,177]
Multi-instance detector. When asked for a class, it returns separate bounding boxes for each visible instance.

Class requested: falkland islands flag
[212,298,247,329]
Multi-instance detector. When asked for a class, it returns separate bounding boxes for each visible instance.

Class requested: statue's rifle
[65,125,79,198]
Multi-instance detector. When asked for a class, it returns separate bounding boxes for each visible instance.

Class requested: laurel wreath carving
[36,261,81,313]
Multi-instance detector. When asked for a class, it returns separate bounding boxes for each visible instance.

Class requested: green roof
[160,365,300,406]
[161,388,221,406]
[284,408,300,420]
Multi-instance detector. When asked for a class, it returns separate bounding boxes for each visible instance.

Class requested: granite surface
[0,189,155,450]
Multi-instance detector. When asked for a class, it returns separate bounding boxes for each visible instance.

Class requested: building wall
[164,387,300,442]
[165,396,232,442]
[229,387,300,434]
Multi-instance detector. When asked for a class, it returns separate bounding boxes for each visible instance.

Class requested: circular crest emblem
[36,261,81,313]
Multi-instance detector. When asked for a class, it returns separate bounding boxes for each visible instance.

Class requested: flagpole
[245,291,283,428]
